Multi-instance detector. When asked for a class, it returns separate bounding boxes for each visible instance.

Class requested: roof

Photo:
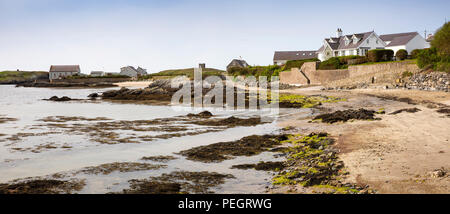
[227,59,249,68]
[322,32,373,51]
[49,65,80,73]
[379,32,418,47]
[273,51,318,61]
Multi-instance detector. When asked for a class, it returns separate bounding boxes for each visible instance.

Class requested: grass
[0,71,48,83]
[140,68,226,80]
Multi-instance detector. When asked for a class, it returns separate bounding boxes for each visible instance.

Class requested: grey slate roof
[322,32,373,51]
[273,51,318,61]
[49,65,80,73]
[227,59,249,68]
[379,32,418,47]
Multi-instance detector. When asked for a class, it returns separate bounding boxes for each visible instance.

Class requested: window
[376,40,378,44]
[367,39,369,44]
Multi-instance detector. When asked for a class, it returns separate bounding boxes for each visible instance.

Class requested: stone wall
[280,62,349,85]
[280,61,420,89]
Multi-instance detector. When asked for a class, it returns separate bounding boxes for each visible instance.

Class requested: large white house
[316,28,430,61]
[317,29,386,61]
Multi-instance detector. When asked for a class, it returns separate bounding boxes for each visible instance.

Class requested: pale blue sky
[0,0,448,73]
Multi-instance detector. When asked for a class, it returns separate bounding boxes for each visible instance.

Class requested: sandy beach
[273,87,450,193]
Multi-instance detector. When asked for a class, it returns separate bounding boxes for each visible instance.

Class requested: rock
[48,96,72,102]
[430,168,447,178]
[88,93,99,98]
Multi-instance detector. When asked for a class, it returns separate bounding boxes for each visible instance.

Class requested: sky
[0,0,448,74]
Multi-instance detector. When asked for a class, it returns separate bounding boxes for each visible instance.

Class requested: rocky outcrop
[17,82,116,88]
[406,72,450,92]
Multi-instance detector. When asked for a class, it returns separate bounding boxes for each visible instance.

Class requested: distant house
[49,65,81,80]
[426,34,434,42]
[120,66,148,78]
[90,71,105,77]
[273,51,318,65]
[226,59,249,71]
[379,32,430,55]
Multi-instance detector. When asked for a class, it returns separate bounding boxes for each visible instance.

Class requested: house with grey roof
[316,29,386,61]
[273,51,318,65]
[316,29,430,61]
[380,32,430,55]
[120,66,148,79]
[49,65,81,80]
[226,59,249,71]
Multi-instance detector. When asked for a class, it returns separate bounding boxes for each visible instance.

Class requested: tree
[431,21,450,56]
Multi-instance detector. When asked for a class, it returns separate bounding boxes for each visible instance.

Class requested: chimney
[336,28,343,37]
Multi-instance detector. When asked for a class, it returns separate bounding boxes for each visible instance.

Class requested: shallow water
[0,85,311,193]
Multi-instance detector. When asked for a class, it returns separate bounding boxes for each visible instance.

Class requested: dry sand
[277,88,450,193]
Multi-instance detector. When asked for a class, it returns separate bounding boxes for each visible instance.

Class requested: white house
[49,65,81,80]
[317,29,386,61]
[120,66,148,78]
[90,71,105,77]
[379,32,430,55]
[316,29,430,61]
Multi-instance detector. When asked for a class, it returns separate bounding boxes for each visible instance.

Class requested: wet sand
[275,87,450,193]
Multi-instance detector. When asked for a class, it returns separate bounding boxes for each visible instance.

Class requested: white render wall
[386,35,430,55]
[359,33,386,50]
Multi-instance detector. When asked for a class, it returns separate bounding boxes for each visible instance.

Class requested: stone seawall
[280,61,420,89]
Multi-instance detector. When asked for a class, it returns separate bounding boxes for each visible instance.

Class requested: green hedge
[318,55,367,69]
[227,65,282,78]
[282,58,319,71]
[368,49,394,62]
[396,49,408,60]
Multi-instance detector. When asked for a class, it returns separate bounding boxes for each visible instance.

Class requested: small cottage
[226,59,249,71]
[49,65,81,80]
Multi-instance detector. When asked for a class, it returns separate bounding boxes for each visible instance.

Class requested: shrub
[282,58,319,71]
[318,57,341,69]
[318,56,367,69]
[416,47,441,69]
[227,65,282,78]
[347,57,368,65]
[368,49,394,62]
[410,49,422,59]
[396,49,408,60]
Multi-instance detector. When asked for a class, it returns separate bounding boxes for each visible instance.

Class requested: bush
[318,57,341,69]
[282,58,319,71]
[347,57,368,65]
[318,55,367,69]
[396,49,408,60]
[368,49,394,62]
[410,49,422,59]
[416,47,441,69]
[227,65,282,78]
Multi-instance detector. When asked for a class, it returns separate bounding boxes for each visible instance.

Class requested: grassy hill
[141,67,226,79]
[0,71,48,84]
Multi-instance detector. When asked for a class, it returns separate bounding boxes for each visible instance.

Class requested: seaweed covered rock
[313,108,380,123]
